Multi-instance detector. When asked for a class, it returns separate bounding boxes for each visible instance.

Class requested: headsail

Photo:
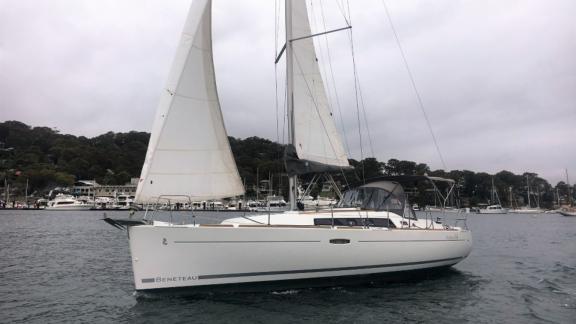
[135,0,244,203]
[287,0,349,174]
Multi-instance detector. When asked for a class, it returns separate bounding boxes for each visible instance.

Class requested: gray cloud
[1,0,574,184]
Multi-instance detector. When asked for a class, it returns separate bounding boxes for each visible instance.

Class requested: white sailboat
[559,169,576,216]
[478,177,507,214]
[509,175,544,214]
[106,0,472,292]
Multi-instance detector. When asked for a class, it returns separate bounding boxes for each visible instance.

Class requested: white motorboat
[478,204,508,214]
[106,0,472,292]
[46,194,93,211]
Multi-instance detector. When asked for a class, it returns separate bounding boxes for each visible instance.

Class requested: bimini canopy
[360,175,455,187]
[336,181,414,218]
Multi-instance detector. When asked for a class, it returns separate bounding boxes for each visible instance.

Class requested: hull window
[314,218,396,228]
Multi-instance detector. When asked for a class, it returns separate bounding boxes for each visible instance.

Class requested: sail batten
[135,0,244,204]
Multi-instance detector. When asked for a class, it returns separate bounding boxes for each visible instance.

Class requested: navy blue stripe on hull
[135,265,461,296]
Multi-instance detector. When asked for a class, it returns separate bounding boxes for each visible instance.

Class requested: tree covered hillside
[0,120,573,208]
[0,121,148,191]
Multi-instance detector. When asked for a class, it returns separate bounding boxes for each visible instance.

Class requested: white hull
[46,194,94,211]
[508,208,543,214]
[45,205,93,211]
[477,204,508,214]
[477,209,508,214]
[128,223,472,291]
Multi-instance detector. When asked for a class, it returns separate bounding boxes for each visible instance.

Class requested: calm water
[0,210,574,323]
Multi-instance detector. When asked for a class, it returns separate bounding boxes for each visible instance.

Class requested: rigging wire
[313,0,357,209]
[274,0,280,144]
[340,0,375,159]
[344,0,376,161]
[380,0,448,170]
[309,0,344,162]
[357,78,375,158]
[274,0,288,145]
[308,0,332,161]
[335,0,350,26]
[318,0,352,157]
[345,0,366,183]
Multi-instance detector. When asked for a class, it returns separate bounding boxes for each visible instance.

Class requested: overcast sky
[1,0,574,184]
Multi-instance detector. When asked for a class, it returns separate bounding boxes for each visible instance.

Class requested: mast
[25,178,28,208]
[491,177,496,204]
[526,175,531,208]
[3,178,7,206]
[286,0,298,211]
[494,180,501,205]
[566,169,572,206]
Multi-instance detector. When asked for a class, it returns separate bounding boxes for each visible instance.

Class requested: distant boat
[114,194,136,210]
[478,204,508,214]
[478,177,508,214]
[45,194,93,211]
[509,175,544,214]
[558,207,576,217]
[508,207,544,214]
[424,206,444,212]
[558,169,575,216]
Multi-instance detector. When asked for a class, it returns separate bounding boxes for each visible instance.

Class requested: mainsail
[286,0,350,174]
[135,0,244,203]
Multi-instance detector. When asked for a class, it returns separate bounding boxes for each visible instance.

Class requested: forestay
[135,0,244,203]
[289,0,349,168]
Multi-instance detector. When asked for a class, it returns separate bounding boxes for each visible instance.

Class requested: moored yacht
[105,0,472,292]
[478,204,508,214]
[46,194,93,211]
